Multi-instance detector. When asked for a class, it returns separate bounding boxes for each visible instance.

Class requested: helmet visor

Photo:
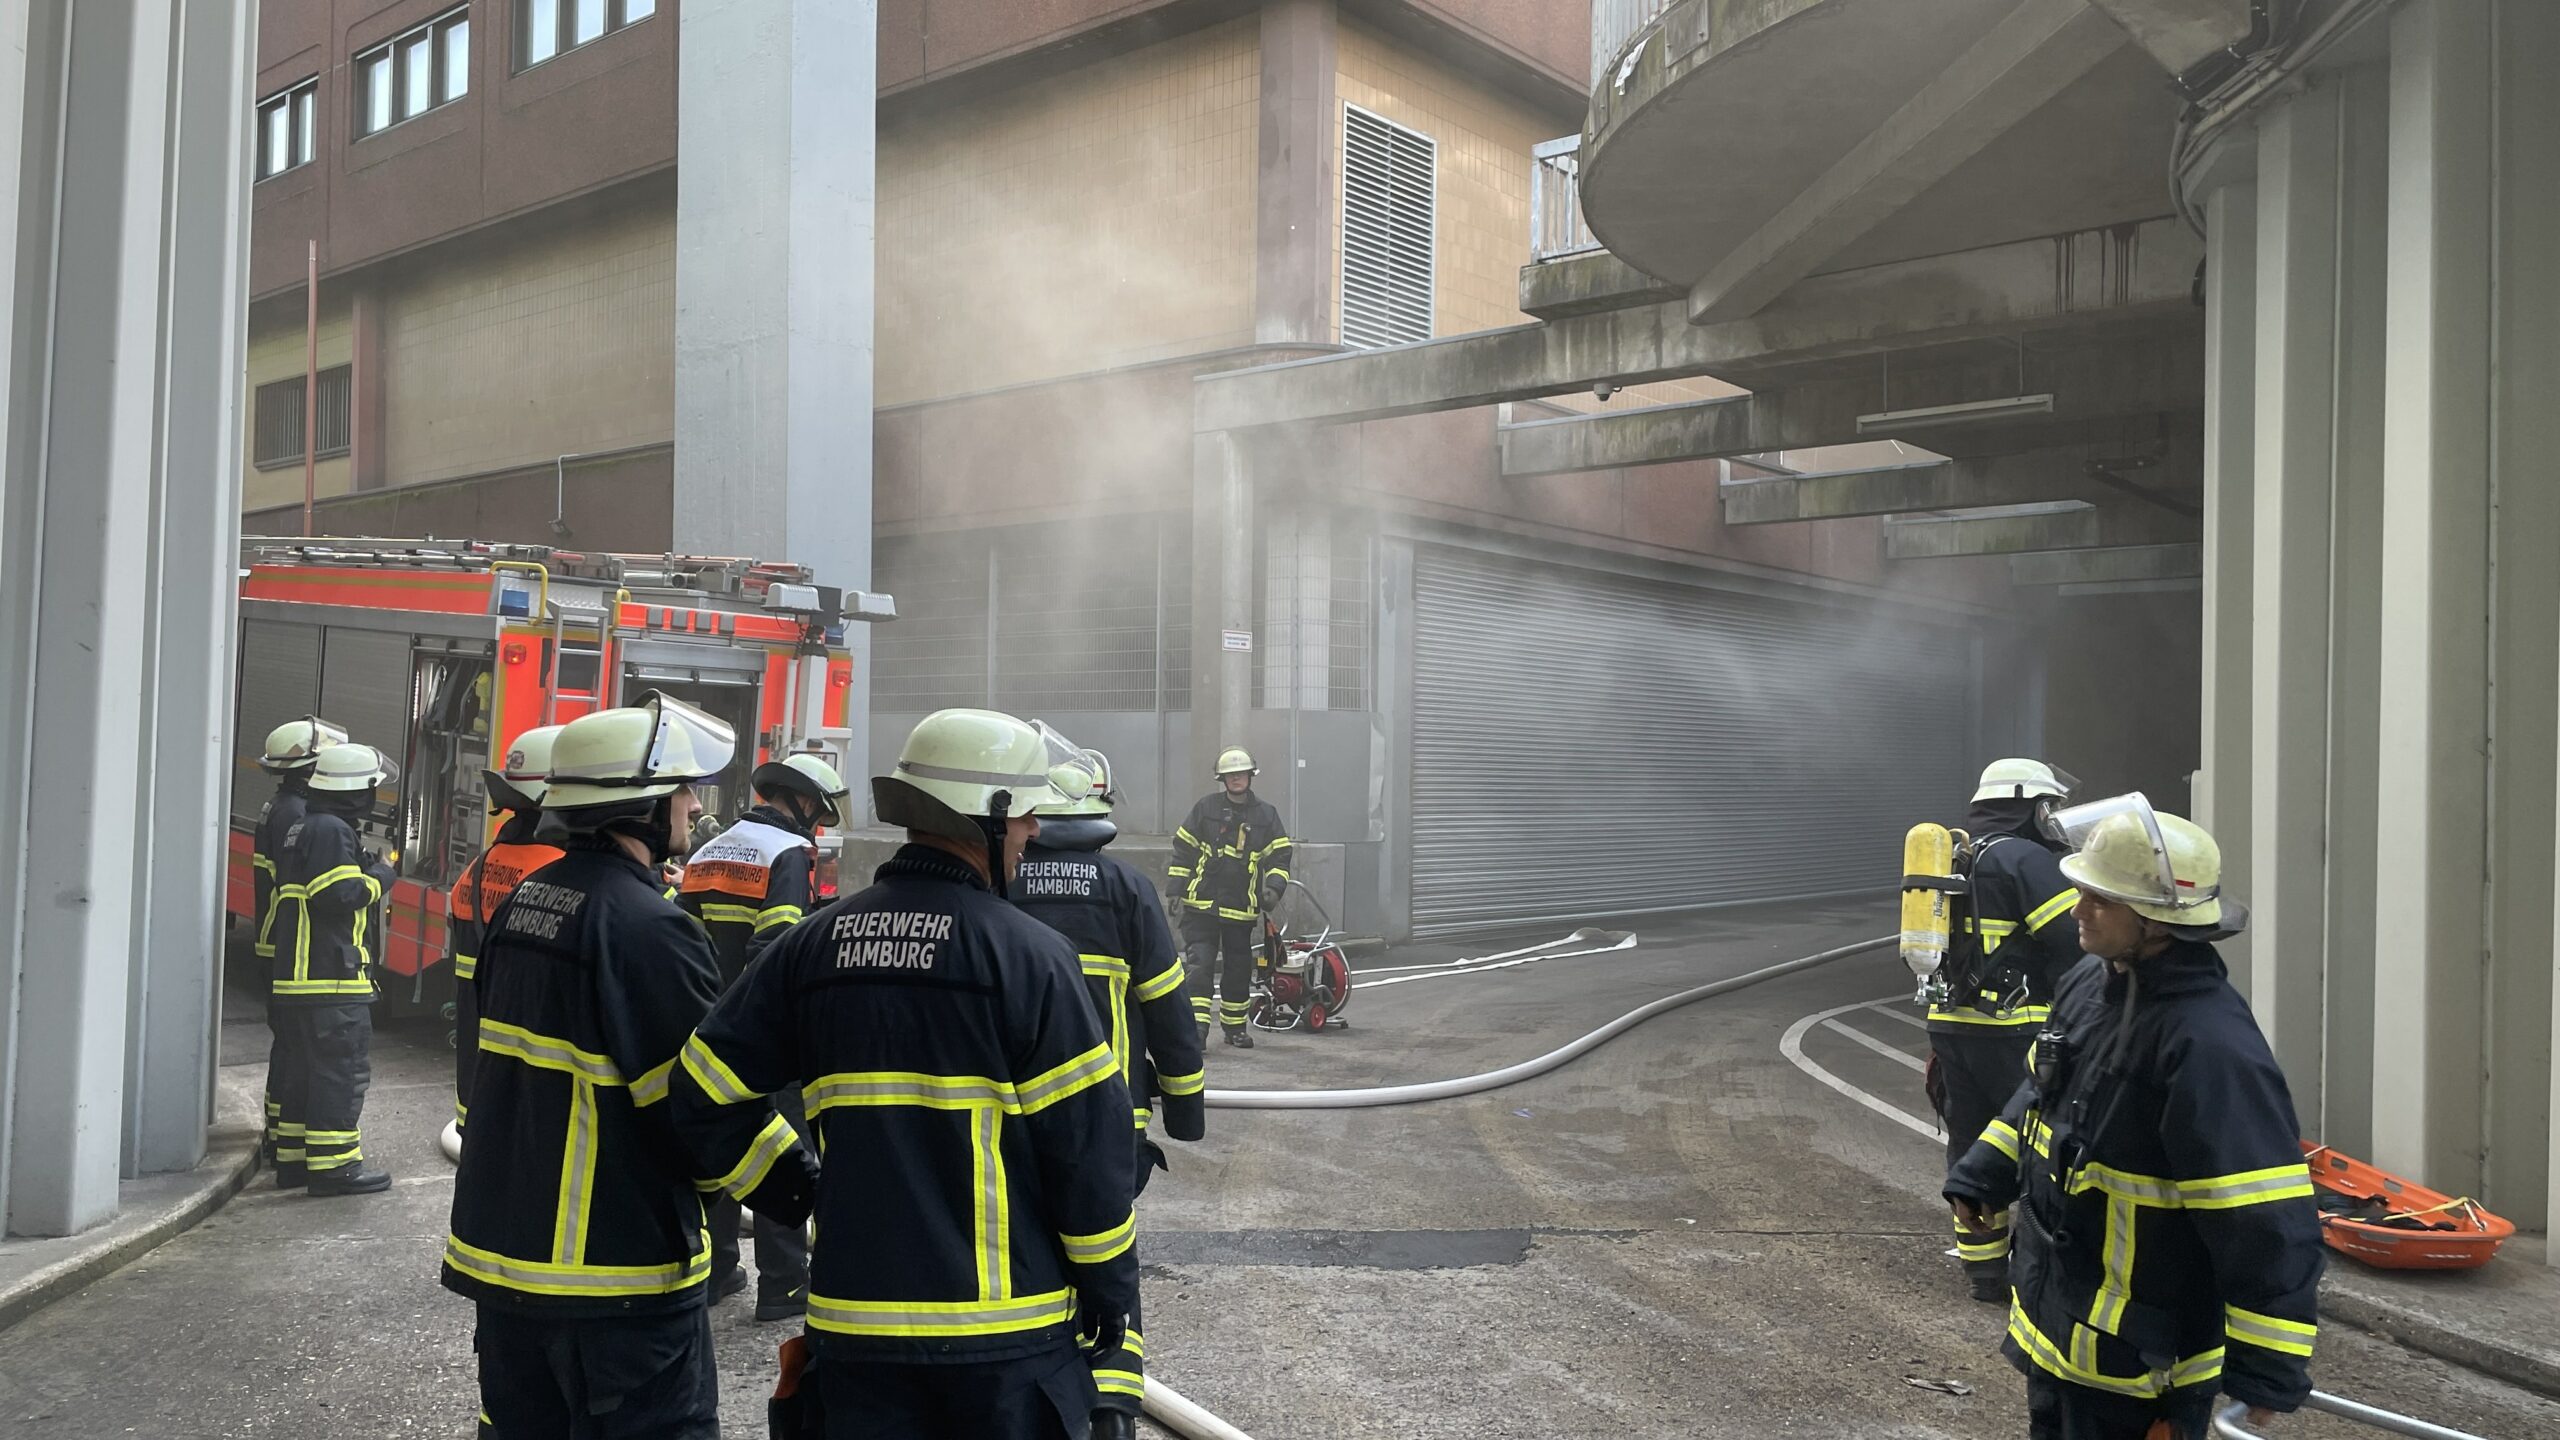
[1027,721,1102,814]
[2052,791,2180,907]
[638,693,737,786]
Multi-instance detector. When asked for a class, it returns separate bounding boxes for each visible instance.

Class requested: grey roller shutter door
[233,619,323,826]
[1409,545,1977,937]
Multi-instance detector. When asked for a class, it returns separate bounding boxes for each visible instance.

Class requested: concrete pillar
[2246,84,2339,1111]
[2319,63,2390,1162]
[2193,175,2255,991]
[1256,0,1337,345]
[1189,431,1255,786]
[121,0,255,1179]
[674,0,876,771]
[2,0,179,1236]
[2486,0,2560,1225]
[2371,0,2493,1196]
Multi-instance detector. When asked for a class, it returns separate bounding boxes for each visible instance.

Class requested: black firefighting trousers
[2027,1372,2213,1440]
[1181,913,1257,1033]
[474,1304,717,1439]
[774,1341,1095,1440]
[711,1089,812,1299]
[1931,1024,2034,1290]
[266,1002,374,1176]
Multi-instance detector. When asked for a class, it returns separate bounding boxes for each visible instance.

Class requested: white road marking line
[1779,996,1946,1143]
[1864,1002,1929,1031]
[1821,1016,1927,1073]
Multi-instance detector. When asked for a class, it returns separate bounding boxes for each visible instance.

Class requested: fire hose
[2215,1395,2488,1440]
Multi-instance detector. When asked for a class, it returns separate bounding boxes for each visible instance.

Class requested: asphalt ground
[0,900,2552,1438]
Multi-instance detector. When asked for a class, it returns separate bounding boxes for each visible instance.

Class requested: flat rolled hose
[1205,935,1893,1110]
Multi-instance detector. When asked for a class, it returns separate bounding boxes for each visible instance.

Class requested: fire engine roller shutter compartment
[233,619,323,825]
[1407,545,1979,937]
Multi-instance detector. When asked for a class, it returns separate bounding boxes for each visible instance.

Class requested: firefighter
[1015,740,1208,1437]
[671,708,1137,1440]
[444,693,815,1439]
[253,715,345,1183]
[1928,757,2082,1302]
[677,748,850,1322]
[1945,797,2318,1440]
[268,741,400,1196]
[1168,747,1292,1048]
[444,725,565,1148]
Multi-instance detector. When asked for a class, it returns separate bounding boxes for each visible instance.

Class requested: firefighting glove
[1076,1297,1127,1359]
[1923,1052,1948,1122]
[1258,873,1287,908]
[1132,1135,1169,1198]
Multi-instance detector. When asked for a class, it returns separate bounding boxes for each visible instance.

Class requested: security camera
[1594,382,1617,402]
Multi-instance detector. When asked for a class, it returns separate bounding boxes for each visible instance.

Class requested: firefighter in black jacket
[1945,796,2320,1440]
[445,693,816,1438]
[672,708,1137,1440]
[268,742,399,1196]
[251,715,344,1182]
[445,724,564,1147]
[1168,747,1291,1048]
[1016,740,1208,1437]
[677,748,850,1322]
[1930,758,2082,1302]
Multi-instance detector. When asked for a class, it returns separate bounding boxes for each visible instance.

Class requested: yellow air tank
[1900,823,1965,1005]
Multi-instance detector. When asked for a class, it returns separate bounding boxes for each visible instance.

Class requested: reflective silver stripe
[898,760,1051,788]
[2067,1164,2183,1207]
[1157,1069,1206,1097]
[2224,1306,2316,1356]
[1060,1211,1134,1265]
[480,1023,628,1087]
[974,1108,1007,1300]
[630,1057,677,1109]
[1017,1044,1118,1114]
[715,1114,801,1198]
[2177,1166,2314,1209]
[805,1073,1015,1112]
[443,1235,709,1297]
[680,1035,760,1105]
[1134,962,1186,1003]
[552,1079,599,1264]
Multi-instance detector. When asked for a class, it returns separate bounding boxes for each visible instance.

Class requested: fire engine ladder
[542,595,623,726]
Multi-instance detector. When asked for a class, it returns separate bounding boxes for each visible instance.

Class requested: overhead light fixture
[1855,393,2055,435]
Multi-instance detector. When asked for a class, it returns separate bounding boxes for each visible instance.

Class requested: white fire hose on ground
[2216,1395,2489,1440]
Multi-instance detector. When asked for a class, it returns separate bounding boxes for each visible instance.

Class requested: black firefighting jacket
[447,813,565,989]
[444,842,816,1318]
[269,794,396,1005]
[1169,791,1291,922]
[1945,945,2322,1413]
[676,804,817,987]
[252,778,311,962]
[672,844,1139,1365]
[1929,830,2082,1035]
[1016,822,1208,1143]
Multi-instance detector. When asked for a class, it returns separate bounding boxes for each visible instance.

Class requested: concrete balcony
[1579,0,2196,324]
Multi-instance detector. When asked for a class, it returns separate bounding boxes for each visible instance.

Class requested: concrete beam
[1689,0,2129,323]
[1518,250,1684,321]
[2010,542,2203,586]
[2088,0,2256,76]
[1195,218,2203,432]
[1722,445,2164,525]
[1499,337,2203,477]
[1885,504,2197,559]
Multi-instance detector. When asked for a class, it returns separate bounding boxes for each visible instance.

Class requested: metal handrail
[2213,1394,2488,1440]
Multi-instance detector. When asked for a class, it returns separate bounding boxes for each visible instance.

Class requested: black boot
[1224,1027,1253,1049]
[273,1161,307,1190]
[756,1283,808,1323]
[1091,1411,1137,1440]
[306,1162,392,1197]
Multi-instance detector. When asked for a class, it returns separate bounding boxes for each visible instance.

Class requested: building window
[520,0,655,71]
[256,80,318,180]
[356,7,469,138]
[253,366,354,470]
[1340,104,1436,349]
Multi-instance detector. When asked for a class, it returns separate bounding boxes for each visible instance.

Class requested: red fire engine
[228,537,891,1023]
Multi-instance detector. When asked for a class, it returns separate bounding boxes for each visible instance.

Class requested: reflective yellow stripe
[2089,1194,2136,1334]
[1925,1004,2049,1028]
[2007,1298,2224,1398]
[804,1288,1075,1339]
[1060,1210,1135,1265]
[1134,961,1187,1004]
[711,1113,800,1199]
[552,1079,600,1265]
[2025,888,2080,932]
[480,1021,628,1088]
[452,951,478,981]
[1096,1370,1145,1398]
[2067,1164,2184,1208]
[1190,996,1213,1023]
[1017,1043,1118,1115]
[1124,1330,1145,1359]
[2224,1304,2317,1358]
[1981,1119,2021,1162]
[805,1071,1017,1113]
[1956,1233,2011,1261]
[1157,1068,1206,1097]
[973,1108,1010,1301]
[271,978,376,997]
[2176,1165,2315,1210]
[1080,955,1132,982]
[303,863,380,903]
[681,1034,761,1105]
[695,902,760,927]
[444,1233,711,1299]
[754,905,804,934]
[630,1056,677,1109]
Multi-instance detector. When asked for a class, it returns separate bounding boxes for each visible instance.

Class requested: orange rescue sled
[2301,1141,2513,1271]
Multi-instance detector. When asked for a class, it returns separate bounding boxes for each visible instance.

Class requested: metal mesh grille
[1341,106,1435,350]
